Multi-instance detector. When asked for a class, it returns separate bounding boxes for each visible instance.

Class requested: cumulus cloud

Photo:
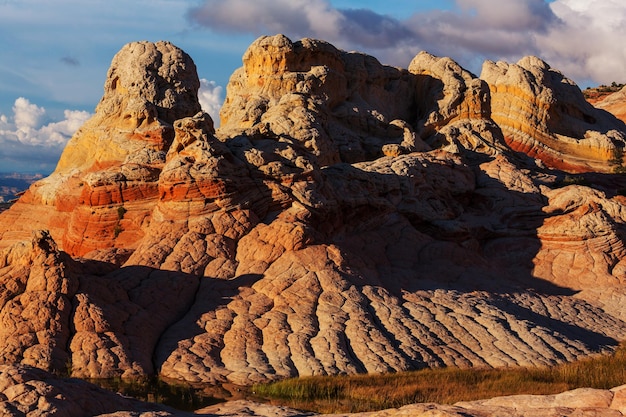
[187,0,626,86]
[455,0,555,31]
[13,98,46,134]
[538,0,626,84]
[187,0,412,51]
[0,98,90,172]
[198,79,223,126]
[401,0,557,73]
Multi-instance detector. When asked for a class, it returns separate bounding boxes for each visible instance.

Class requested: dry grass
[252,343,626,414]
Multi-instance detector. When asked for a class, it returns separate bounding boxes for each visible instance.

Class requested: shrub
[117,205,127,220]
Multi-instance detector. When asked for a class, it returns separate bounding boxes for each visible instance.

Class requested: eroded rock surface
[0,40,201,256]
[0,231,78,372]
[0,35,625,395]
[481,56,626,172]
[219,34,420,165]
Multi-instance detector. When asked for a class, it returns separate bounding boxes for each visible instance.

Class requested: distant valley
[0,172,43,209]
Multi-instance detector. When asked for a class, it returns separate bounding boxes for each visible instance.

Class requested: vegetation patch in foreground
[89,377,223,411]
[252,343,626,414]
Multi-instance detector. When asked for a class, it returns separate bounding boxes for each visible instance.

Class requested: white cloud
[13,97,46,132]
[36,109,92,146]
[198,79,224,127]
[0,98,90,172]
[538,0,626,84]
[187,0,626,86]
[187,0,412,52]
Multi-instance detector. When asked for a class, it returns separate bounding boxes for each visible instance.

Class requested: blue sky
[0,0,624,172]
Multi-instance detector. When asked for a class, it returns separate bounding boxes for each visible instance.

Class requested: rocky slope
[0,34,626,411]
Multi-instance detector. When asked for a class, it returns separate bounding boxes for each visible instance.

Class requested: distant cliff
[0,172,43,203]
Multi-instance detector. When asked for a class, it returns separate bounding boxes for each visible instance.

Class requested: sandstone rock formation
[0,34,625,408]
[481,56,626,172]
[0,40,201,256]
[219,34,422,165]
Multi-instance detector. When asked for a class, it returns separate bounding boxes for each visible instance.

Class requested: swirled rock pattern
[481,56,626,172]
[0,35,625,405]
[0,231,78,373]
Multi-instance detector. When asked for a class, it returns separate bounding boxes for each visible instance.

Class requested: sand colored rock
[536,185,626,287]
[69,265,201,379]
[0,40,201,256]
[409,52,489,126]
[0,231,78,372]
[58,40,201,173]
[481,56,626,172]
[405,52,523,162]
[219,34,422,165]
[0,35,624,405]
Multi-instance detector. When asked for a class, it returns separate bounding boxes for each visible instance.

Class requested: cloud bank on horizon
[1,0,625,173]
[0,98,90,172]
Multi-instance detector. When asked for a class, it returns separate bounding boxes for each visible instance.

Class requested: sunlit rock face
[481,56,626,173]
[0,41,202,256]
[0,35,625,391]
[218,34,424,166]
